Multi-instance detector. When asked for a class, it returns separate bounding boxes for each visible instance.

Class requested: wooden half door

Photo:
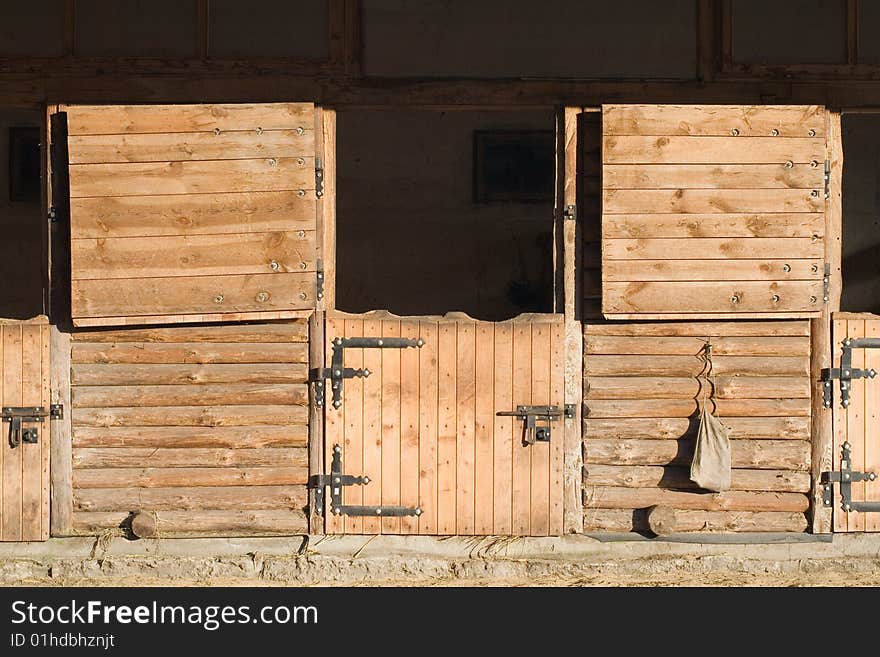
[601,104,827,320]
[55,103,327,327]
[0,319,51,541]
[829,313,880,531]
[321,314,565,536]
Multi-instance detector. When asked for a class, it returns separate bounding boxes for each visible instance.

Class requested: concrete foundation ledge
[0,534,878,586]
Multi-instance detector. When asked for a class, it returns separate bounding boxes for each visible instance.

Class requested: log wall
[67,321,310,537]
[582,320,811,533]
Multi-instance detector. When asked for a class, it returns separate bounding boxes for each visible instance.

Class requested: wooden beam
[197,0,209,59]
[63,0,76,57]
[49,327,72,536]
[344,0,362,76]
[320,108,336,311]
[696,0,719,82]
[811,109,843,533]
[560,107,583,535]
[308,311,324,534]
[848,0,859,66]
[720,0,733,71]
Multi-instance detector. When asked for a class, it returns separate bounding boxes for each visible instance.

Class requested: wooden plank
[73,405,307,427]
[585,335,809,356]
[455,321,476,535]
[39,326,50,540]
[320,108,337,312]
[832,317,848,532]
[848,320,867,531]
[603,259,822,281]
[602,213,825,239]
[68,130,314,164]
[585,354,809,377]
[436,322,457,535]
[72,425,307,448]
[70,192,316,239]
[603,281,824,314]
[584,464,810,492]
[583,486,809,512]
[602,105,825,137]
[380,321,401,534]
[511,323,532,535]
[603,189,824,214]
[602,136,824,164]
[1,326,22,540]
[20,325,44,541]
[73,485,308,511]
[72,272,315,318]
[604,164,822,189]
[603,238,823,260]
[69,158,313,198]
[50,327,72,537]
[66,103,314,135]
[867,320,880,531]
[492,322,513,535]
[308,311,323,532]
[342,318,363,534]
[72,383,308,408]
[73,466,308,488]
[72,342,308,365]
[72,322,308,343]
[582,508,808,533]
[72,363,306,385]
[583,417,810,441]
[585,376,809,400]
[73,447,306,469]
[72,509,308,537]
[418,321,439,534]
[529,322,551,536]
[474,323,495,535]
[71,230,316,280]
[360,318,382,534]
[585,398,810,418]
[583,438,810,470]
[584,320,810,337]
[550,319,566,534]
[399,320,421,534]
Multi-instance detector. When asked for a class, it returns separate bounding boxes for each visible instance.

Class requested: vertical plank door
[0,318,51,541]
[322,314,565,535]
[831,313,880,531]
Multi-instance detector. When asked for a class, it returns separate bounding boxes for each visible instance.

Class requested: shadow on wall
[0,109,43,319]
[841,115,880,315]
[336,109,555,321]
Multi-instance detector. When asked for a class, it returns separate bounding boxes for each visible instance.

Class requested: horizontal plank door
[830,313,880,532]
[323,314,565,536]
[60,103,323,327]
[601,104,826,320]
[1,319,51,542]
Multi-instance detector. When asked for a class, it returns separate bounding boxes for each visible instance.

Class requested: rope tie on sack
[695,340,718,415]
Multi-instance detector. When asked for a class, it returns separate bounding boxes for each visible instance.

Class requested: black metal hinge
[309,444,422,517]
[496,404,575,445]
[315,156,324,199]
[822,442,880,513]
[310,336,424,408]
[2,405,62,448]
[563,204,576,221]
[823,263,830,304]
[824,158,831,199]
[821,336,880,408]
[316,259,324,302]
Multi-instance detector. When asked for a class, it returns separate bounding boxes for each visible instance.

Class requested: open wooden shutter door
[601,105,827,319]
[64,103,320,327]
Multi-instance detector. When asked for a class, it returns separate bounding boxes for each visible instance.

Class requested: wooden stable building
[0,1,879,542]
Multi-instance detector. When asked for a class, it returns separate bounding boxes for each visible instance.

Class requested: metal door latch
[2,405,62,448]
[496,404,575,445]
[822,442,880,512]
[309,444,422,517]
[821,336,880,408]
[310,336,424,409]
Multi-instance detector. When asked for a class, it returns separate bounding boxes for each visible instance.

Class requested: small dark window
[9,127,40,203]
[473,130,554,203]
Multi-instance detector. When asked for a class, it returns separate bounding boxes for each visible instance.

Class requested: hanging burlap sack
[689,343,732,492]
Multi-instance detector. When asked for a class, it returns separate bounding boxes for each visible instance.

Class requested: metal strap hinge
[822,442,880,512]
[823,263,830,304]
[309,444,422,517]
[2,405,62,448]
[310,336,424,408]
[821,336,880,408]
[824,158,831,199]
[563,204,576,221]
[316,259,324,301]
[315,156,324,198]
